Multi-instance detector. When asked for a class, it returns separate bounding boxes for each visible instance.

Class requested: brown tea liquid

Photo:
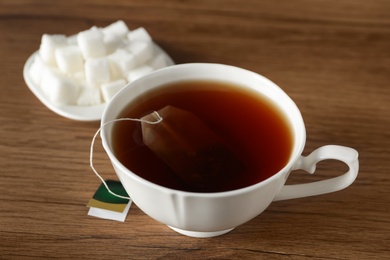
[112,80,293,192]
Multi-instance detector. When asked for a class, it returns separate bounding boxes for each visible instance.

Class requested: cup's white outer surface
[100,63,358,237]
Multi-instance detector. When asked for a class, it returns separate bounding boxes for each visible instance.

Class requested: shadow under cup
[100,63,306,237]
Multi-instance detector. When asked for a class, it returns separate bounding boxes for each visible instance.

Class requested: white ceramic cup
[100,63,359,238]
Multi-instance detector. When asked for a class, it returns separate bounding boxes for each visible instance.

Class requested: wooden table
[1,1,389,259]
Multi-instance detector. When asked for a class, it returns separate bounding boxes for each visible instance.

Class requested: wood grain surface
[0,0,389,259]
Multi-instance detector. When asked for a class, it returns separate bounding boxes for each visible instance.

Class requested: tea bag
[141,106,243,192]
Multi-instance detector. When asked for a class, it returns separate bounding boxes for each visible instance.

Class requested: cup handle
[273,145,359,201]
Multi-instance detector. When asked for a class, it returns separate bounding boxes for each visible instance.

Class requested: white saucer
[23,44,174,121]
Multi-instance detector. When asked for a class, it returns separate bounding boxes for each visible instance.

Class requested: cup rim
[101,63,306,198]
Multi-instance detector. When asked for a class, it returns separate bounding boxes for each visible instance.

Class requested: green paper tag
[87,180,132,222]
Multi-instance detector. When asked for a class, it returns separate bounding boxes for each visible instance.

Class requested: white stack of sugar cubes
[28,20,171,106]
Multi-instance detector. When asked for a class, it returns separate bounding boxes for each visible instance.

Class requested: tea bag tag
[87,180,132,222]
[141,106,243,192]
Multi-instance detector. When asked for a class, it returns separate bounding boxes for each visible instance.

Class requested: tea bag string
[90,112,163,200]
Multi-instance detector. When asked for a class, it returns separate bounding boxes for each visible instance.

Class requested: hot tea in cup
[112,80,293,193]
[99,63,359,237]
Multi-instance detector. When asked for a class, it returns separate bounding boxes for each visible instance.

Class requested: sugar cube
[149,53,169,70]
[101,79,127,102]
[39,34,67,66]
[77,27,106,59]
[85,57,111,86]
[40,68,80,105]
[108,49,137,78]
[73,71,86,83]
[107,61,124,82]
[127,41,154,65]
[102,20,129,39]
[127,27,152,42]
[77,87,102,106]
[104,33,124,54]
[55,45,84,74]
[102,21,130,54]
[67,34,78,45]
[127,65,154,82]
